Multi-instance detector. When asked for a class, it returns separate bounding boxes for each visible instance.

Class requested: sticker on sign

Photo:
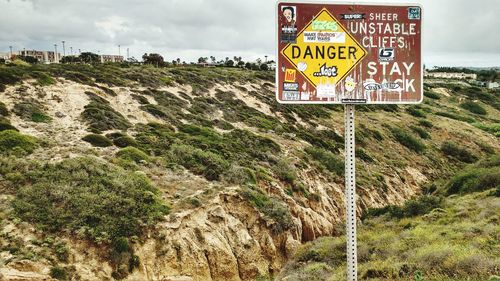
[276,1,423,104]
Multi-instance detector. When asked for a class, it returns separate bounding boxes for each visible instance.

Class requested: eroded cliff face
[1,76,457,281]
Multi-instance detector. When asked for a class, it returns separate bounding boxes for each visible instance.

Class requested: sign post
[276,2,422,280]
[344,104,357,280]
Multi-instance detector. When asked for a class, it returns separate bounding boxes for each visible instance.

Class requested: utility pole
[127,48,129,60]
[9,46,12,58]
[62,41,66,57]
[54,44,58,63]
[265,55,268,63]
[70,47,73,56]
[118,45,121,56]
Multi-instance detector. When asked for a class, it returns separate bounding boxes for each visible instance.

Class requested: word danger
[304,31,345,43]
[313,64,338,77]
[291,45,359,60]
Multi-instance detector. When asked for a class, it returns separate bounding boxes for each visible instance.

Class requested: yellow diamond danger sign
[281,8,367,89]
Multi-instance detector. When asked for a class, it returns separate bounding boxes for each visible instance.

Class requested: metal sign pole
[344,104,357,281]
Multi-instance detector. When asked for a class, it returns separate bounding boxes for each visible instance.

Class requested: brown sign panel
[276,1,423,104]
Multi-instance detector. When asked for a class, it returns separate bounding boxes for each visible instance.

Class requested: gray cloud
[1,0,499,66]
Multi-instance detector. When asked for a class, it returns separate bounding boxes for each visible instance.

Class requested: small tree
[143,53,164,67]
[237,60,245,68]
[225,60,234,67]
[260,63,269,71]
[80,52,100,64]
[245,62,252,69]
[61,55,81,64]
[18,55,38,64]
[198,57,208,63]
[0,58,5,64]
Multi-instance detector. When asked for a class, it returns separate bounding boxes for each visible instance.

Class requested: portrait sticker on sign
[276,2,423,104]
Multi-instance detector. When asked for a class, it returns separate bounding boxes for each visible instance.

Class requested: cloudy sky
[1,0,499,67]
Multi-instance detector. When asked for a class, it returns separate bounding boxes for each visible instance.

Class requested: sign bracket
[344,104,357,281]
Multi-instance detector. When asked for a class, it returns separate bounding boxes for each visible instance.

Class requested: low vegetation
[82,133,113,147]
[280,169,499,280]
[0,129,37,155]
[6,157,169,243]
[240,185,294,234]
[441,141,478,163]
[389,127,426,153]
[81,92,131,132]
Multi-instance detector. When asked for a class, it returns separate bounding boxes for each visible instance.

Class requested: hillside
[278,156,499,281]
[0,63,498,281]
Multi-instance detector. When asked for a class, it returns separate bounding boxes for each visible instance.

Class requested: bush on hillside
[460,101,487,115]
[0,130,37,154]
[240,186,294,234]
[441,141,478,163]
[10,157,169,242]
[168,144,230,181]
[410,125,431,139]
[0,122,18,132]
[81,93,131,132]
[444,155,499,195]
[82,134,113,147]
[389,127,426,153]
[305,146,344,176]
[363,195,443,219]
[423,91,440,100]
[116,147,150,163]
[13,101,52,123]
[0,101,8,116]
[406,107,426,118]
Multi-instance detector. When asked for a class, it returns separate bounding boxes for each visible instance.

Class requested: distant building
[19,50,60,64]
[424,71,477,80]
[268,62,277,71]
[100,55,124,63]
[486,81,499,89]
[0,52,11,61]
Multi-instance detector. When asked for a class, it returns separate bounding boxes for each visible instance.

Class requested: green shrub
[460,101,487,115]
[356,148,374,162]
[441,141,478,163]
[113,135,138,148]
[473,123,500,137]
[168,144,230,181]
[0,122,18,132]
[0,130,37,154]
[273,158,297,184]
[82,134,113,147]
[11,157,169,242]
[240,186,294,233]
[410,125,431,139]
[81,93,131,132]
[33,71,56,86]
[305,146,344,176]
[390,127,425,153]
[436,111,475,123]
[445,157,499,195]
[424,91,440,100]
[50,266,68,280]
[0,101,8,116]
[406,107,426,118]
[222,164,257,185]
[13,101,52,123]
[418,119,433,128]
[116,147,150,163]
[364,195,443,219]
